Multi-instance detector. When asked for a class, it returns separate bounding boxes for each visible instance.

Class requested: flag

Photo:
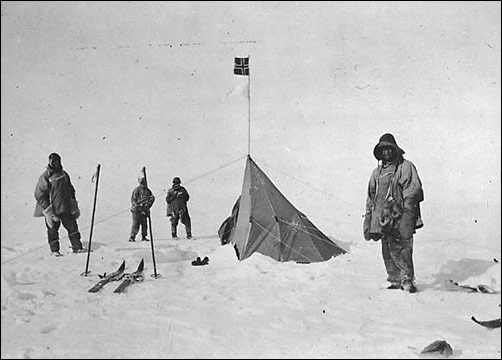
[220,83,249,103]
[234,57,249,76]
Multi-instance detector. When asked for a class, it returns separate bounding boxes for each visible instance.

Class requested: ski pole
[82,164,100,276]
[142,166,161,278]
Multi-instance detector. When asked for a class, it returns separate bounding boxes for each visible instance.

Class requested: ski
[471,316,501,329]
[88,260,126,293]
[113,259,145,294]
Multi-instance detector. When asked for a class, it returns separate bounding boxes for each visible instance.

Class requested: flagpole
[247,54,251,156]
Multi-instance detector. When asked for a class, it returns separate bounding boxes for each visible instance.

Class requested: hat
[48,153,62,169]
[48,153,61,162]
[373,133,405,160]
[172,177,181,185]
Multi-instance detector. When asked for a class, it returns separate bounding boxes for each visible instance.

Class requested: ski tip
[137,258,144,271]
[471,316,502,328]
[119,260,126,271]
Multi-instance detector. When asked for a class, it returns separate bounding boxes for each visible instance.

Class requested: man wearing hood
[129,175,155,242]
[363,134,424,293]
[34,153,85,256]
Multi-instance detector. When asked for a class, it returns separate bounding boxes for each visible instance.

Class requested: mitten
[42,205,59,228]
[399,209,416,240]
[403,197,416,211]
[70,199,80,219]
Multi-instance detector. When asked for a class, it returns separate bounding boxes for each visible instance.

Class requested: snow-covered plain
[1,2,500,359]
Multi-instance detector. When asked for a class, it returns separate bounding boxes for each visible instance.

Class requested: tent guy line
[1,156,247,265]
[254,156,365,212]
[9,152,493,264]
[252,219,342,264]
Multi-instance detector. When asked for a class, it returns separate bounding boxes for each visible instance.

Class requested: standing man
[363,133,424,293]
[166,177,192,239]
[129,175,155,242]
[34,153,85,256]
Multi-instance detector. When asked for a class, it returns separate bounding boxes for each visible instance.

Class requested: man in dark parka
[166,177,192,239]
[34,153,85,255]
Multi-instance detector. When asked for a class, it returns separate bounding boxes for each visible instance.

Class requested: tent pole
[247,54,251,156]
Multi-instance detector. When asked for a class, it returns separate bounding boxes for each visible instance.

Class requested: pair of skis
[88,259,144,293]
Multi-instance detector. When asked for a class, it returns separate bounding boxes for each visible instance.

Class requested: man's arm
[34,172,51,210]
[399,160,423,209]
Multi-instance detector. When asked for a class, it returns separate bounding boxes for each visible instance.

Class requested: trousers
[46,213,82,252]
[130,212,148,240]
[381,233,414,284]
[170,209,191,236]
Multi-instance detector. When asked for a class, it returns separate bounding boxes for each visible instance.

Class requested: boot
[387,283,401,290]
[401,279,417,293]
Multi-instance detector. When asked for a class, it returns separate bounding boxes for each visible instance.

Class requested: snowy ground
[1,2,500,359]
[1,232,500,359]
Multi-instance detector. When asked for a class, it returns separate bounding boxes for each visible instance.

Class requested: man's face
[380,146,395,162]
[50,157,62,171]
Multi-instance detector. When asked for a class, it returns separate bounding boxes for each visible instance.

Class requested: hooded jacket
[166,184,190,214]
[131,183,155,213]
[33,165,76,217]
[365,134,424,237]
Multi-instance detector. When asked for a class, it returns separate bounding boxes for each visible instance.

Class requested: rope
[1,155,246,265]
[418,228,501,252]
[5,154,498,265]
[251,219,315,263]
[253,156,500,255]
[182,155,246,186]
[253,156,365,212]
[275,218,350,254]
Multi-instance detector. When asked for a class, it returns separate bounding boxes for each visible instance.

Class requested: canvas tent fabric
[218,196,240,246]
[218,155,347,263]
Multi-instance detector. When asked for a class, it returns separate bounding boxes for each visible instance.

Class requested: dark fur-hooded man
[364,133,424,293]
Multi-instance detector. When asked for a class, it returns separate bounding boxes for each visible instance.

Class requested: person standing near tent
[166,177,192,239]
[128,175,155,242]
[363,133,424,293]
[34,152,86,256]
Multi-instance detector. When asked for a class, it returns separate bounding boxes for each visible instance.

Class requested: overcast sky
[1,1,500,251]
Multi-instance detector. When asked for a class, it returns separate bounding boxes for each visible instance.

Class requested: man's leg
[181,211,192,238]
[60,213,83,252]
[386,235,415,292]
[170,214,180,238]
[46,218,61,253]
[140,214,149,240]
[381,235,401,288]
[393,236,415,291]
[129,212,140,241]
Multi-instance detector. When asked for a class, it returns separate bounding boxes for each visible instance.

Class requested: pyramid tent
[218,155,347,263]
